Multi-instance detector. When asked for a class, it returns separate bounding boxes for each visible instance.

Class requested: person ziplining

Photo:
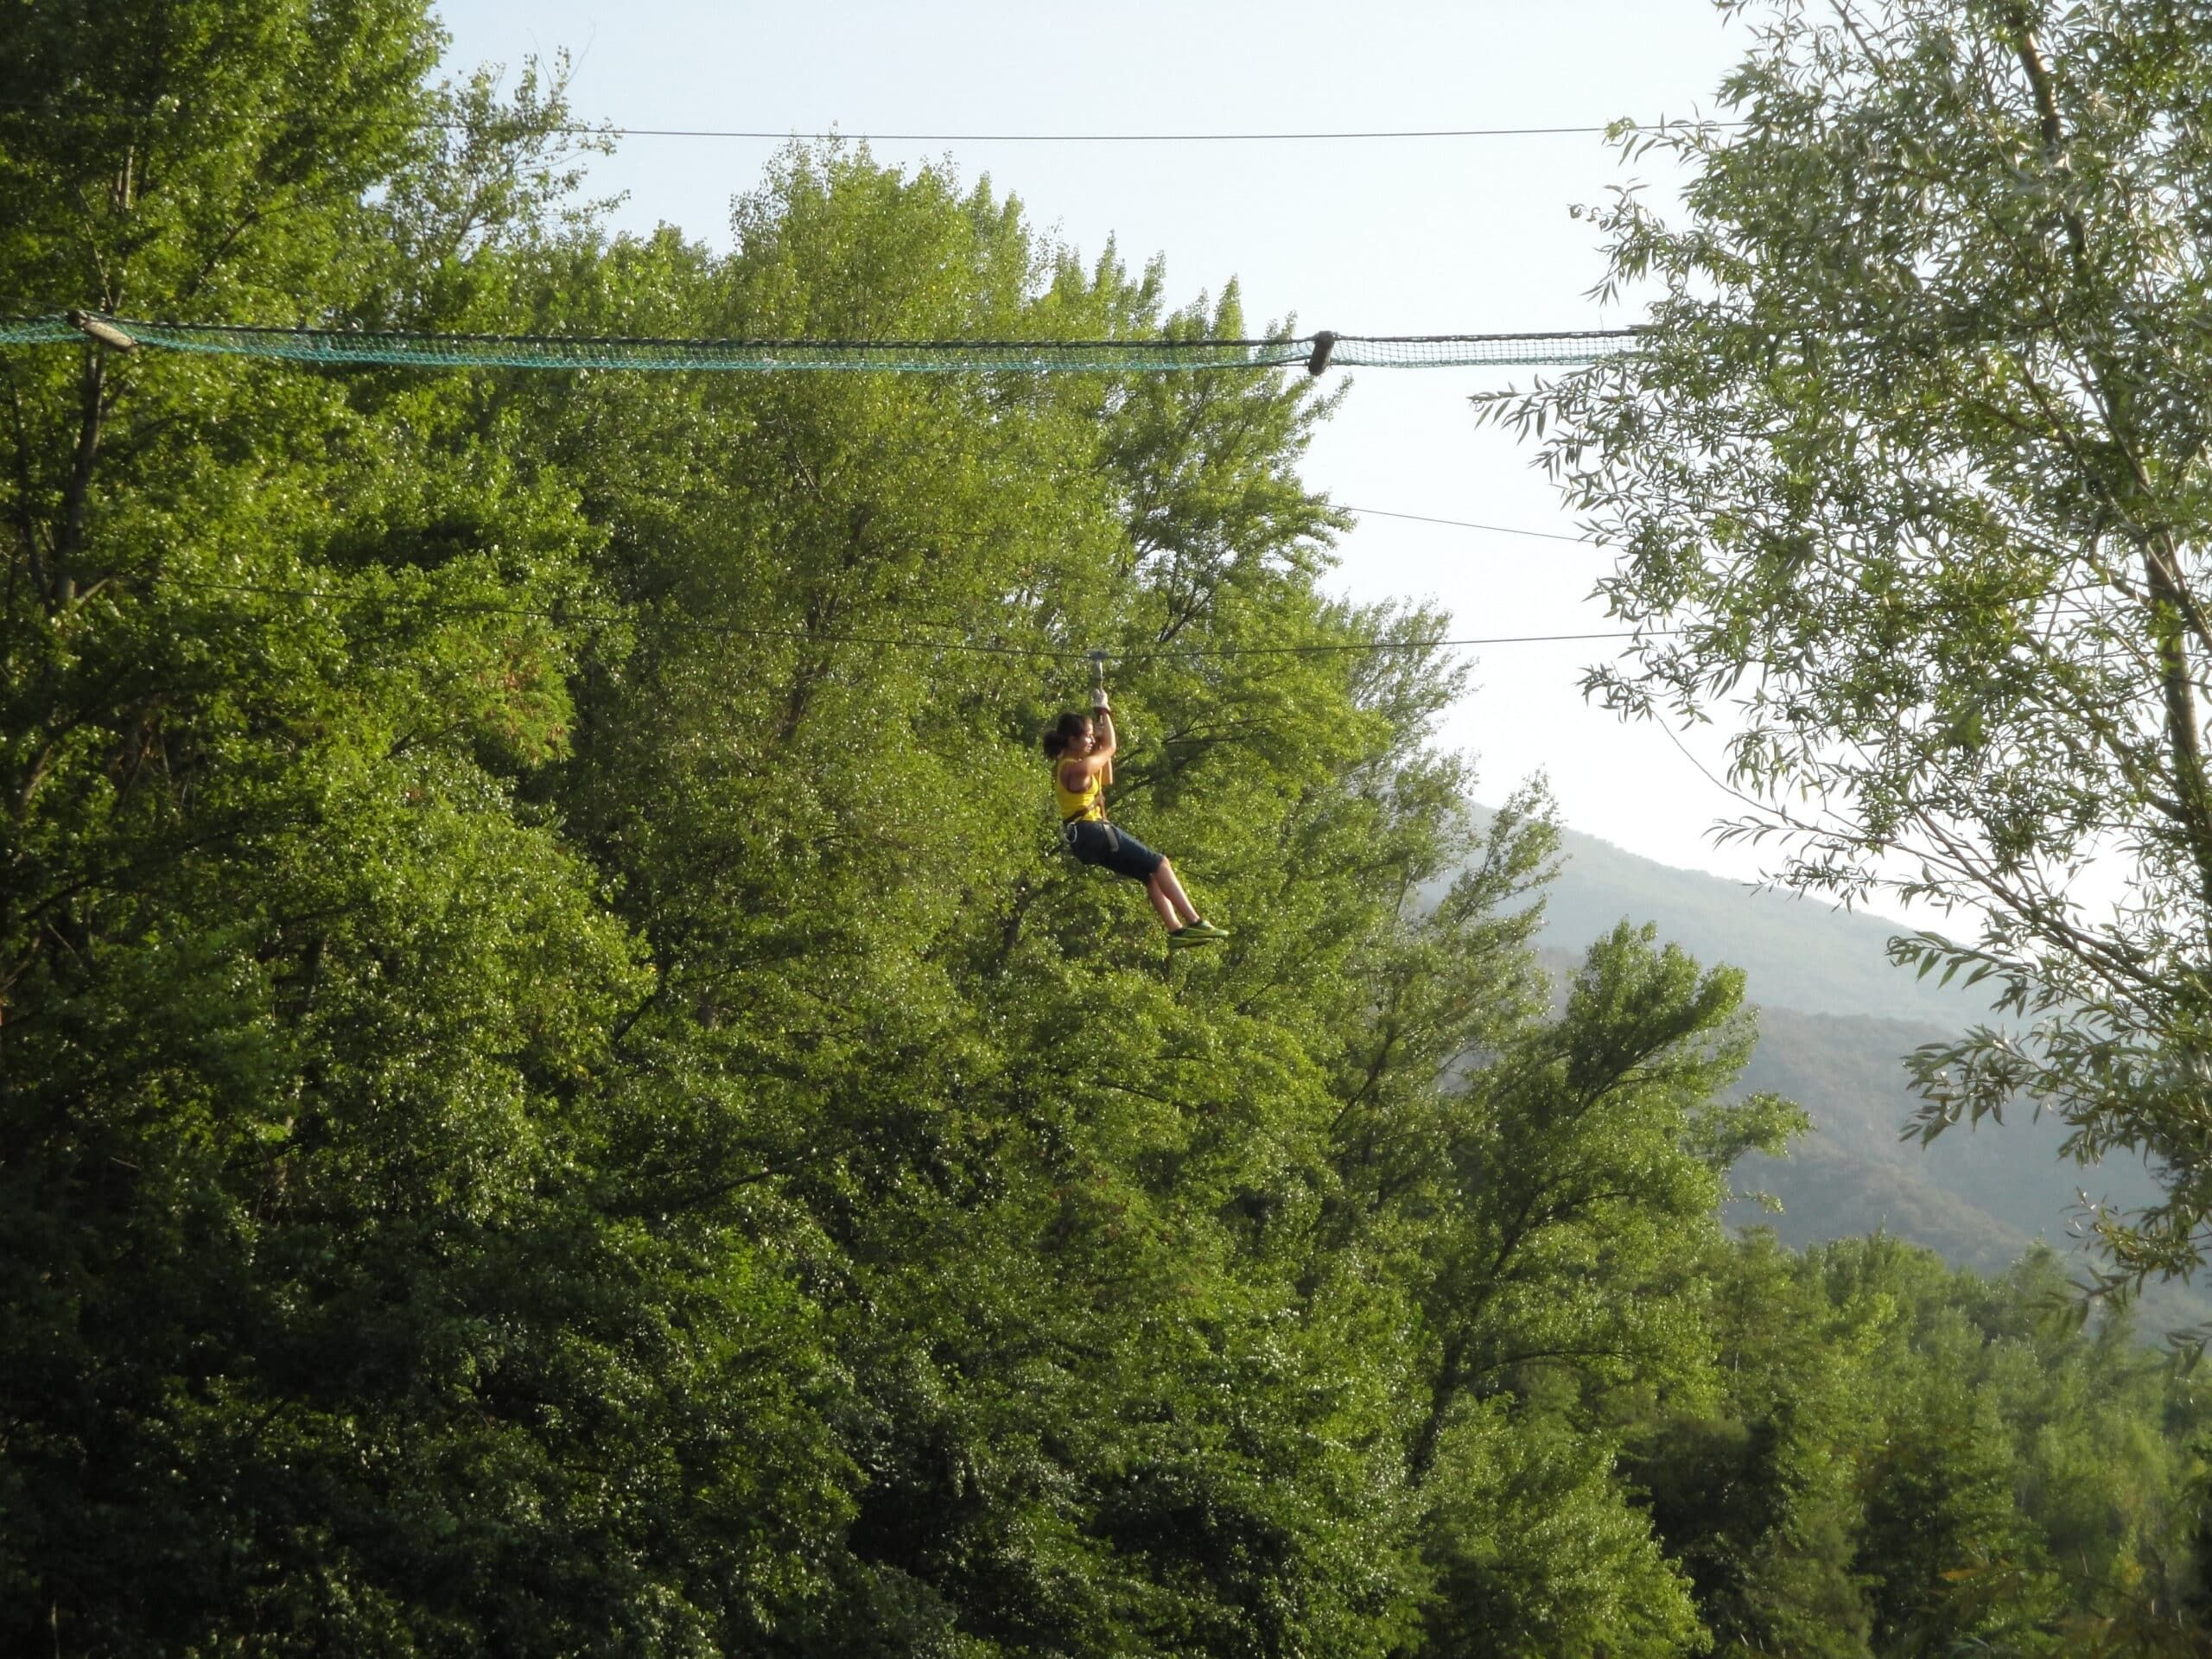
[1045,663,1226,948]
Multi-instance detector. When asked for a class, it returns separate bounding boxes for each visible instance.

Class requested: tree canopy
[5,0,2212,1652]
[1484,0,2212,1289]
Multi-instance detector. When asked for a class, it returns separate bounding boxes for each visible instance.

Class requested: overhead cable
[0,99,1735,144]
[500,123,1634,143]
[1342,506,1592,543]
[165,579,1662,657]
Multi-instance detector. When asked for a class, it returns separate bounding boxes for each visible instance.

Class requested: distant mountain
[1730,1004,2159,1260]
[1529,823,1967,1026]
[1522,821,2205,1329]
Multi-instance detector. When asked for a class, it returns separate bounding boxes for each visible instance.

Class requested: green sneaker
[1168,922,1226,947]
[1181,918,1230,940]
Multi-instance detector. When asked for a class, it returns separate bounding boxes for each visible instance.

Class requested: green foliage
[1422,1400,1704,1659]
[1624,1234,2212,1658]
[1483,0,2212,1287]
[5,2,2212,1653]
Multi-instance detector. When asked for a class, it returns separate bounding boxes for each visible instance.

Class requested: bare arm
[1058,717,1117,793]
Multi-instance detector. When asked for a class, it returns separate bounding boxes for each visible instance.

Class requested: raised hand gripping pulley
[1089,649,1109,712]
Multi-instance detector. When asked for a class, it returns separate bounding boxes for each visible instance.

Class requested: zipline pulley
[67,309,136,352]
[1088,649,1109,712]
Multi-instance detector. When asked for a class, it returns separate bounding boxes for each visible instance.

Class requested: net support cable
[3,312,1643,373]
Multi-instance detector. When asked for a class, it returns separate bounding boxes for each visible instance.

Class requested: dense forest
[5,2,2212,1653]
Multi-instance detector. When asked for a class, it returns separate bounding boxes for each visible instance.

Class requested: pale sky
[435,0,1773,882]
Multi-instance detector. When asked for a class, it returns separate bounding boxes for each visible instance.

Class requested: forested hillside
[1530,830,2167,1251]
[3,3,2210,1654]
[1531,826,1972,1027]
[1530,831,2212,1326]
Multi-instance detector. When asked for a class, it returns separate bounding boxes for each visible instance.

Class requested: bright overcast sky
[435,0,1773,882]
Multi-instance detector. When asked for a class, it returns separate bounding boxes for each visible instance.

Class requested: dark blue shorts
[1062,819,1165,882]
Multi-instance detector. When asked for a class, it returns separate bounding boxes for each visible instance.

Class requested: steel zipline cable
[0,97,1737,144]
[2,312,1643,372]
[1340,506,1592,543]
[163,578,1663,658]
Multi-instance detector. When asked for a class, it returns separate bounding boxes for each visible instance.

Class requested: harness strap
[1062,820,1120,855]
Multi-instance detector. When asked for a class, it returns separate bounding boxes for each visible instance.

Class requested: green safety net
[0,317,79,346]
[0,314,1641,372]
[1327,332,1638,367]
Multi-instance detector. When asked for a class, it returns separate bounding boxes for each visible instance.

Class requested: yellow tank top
[1053,756,1104,823]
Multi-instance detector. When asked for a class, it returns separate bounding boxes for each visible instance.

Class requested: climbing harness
[1062,819,1122,857]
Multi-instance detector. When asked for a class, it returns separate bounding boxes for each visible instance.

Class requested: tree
[1623,1231,2212,1657]
[527,149,1482,1655]
[1421,1400,1707,1659]
[1624,1232,1878,1657]
[35,5,2212,1651]
[1387,925,1804,1656]
[1481,0,2212,1287]
[0,5,849,1650]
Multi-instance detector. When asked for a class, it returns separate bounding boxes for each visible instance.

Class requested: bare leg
[1146,877,1179,928]
[1149,859,1199,927]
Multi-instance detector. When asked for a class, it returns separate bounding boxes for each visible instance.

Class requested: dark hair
[1041,711,1093,759]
